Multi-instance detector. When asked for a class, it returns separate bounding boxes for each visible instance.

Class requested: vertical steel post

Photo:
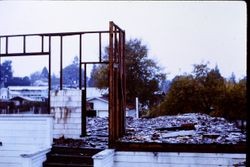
[99,33,102,62]
[122,31,126,135]
[48,36,51,114]
[109,21,114,148]
[81,63,87,136]
[60,36,63,90]
[6,37,8,54]
[23,36,26,53]
[0,38,1,86]
[79,34,82,89]
[41,36,44,52]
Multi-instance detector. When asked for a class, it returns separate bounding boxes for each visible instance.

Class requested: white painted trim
[93,149,115,167]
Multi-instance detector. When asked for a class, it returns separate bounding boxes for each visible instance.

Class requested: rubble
[53,113,246,148]
[120,113,246,144]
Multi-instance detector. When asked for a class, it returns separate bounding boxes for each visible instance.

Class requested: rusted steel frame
[41,36,44,52]
[114,27,119,140]
[0,52,49,57]
[115,142,247,153]
[122,31,126,134]
[23,36,26,53]
[108,21,126,148]
[109,21,115,148]
[0,38,2,82]
[0,37,1,54]
[99,33,102,62]
[60,36,63,90]
[48,36,51,114]
[81,61,108,65]
[118,31,125,136]
[81,63,87,137]
[112,24,123,32]
[0,37,1,55]
[0,31,109,38]
[6,37,8,54]
[79,34,82,89]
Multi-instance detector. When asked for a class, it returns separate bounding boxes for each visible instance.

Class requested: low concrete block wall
[93,149,115,167]
[113,151,246,167]
[0,114,53,167]
[50,90,82,139]
[93,150,246,167]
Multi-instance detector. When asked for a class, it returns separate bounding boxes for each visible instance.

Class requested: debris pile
[121,113,246,144]
[53,113,246,148]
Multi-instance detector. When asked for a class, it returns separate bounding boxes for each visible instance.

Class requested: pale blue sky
[0,1,247,80]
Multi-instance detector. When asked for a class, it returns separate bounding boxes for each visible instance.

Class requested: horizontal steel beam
[0,31,109,38]
[81,61,109,65]
[0,52,49,57]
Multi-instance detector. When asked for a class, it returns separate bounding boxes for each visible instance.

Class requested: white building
[8,86,48,101]
[0,88,8,100]
[87,97,109,117]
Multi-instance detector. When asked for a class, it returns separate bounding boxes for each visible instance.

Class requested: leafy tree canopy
[90,39,166,108]
[149,63,246,121]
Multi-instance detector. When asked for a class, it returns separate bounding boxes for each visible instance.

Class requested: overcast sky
[0,1,247,80]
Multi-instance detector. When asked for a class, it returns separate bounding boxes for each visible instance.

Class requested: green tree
[41,67,49,79]
[92,39,166,108]
[6,76,31,86]
[193,64,225,114]
[30,66,48,85]
[62,56,85,87]
[88,64,97,87]
[63,56,79,87]
[217,77,246,120]
[150,75,198,116]
[150,63,227,117]
[0,60,13,87]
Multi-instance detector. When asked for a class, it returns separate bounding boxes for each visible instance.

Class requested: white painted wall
[93,150,246,167]
[114,152,246,167]
[88,98,109,117]
[50,90,82,139]
[0,114,53,167]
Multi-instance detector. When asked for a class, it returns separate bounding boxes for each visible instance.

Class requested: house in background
[87,96,137,118]
[87,97,109,117]
[8,86,48,101]
[0,88,8,100]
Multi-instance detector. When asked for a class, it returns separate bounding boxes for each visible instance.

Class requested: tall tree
[92,39,166,108]
[40,67,49,79]
[0,60,13,87]
[62,56,85,87]
[149,63,246,121]
[193,64,225,114]
[88,64,97,87]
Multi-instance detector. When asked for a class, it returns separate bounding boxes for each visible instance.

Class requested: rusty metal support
[0,23,126,145]
[0,52,49,57]
[99,33,102,62]
[60,36,63,90]
[48,36,51,114]
[0,37,1,54]
[81,63,87,137]
[108,21,126,148]
[41,36,44,52]
[6,37,8,54]
[109,22,114,147]
[79,34,82,89]
[23,36,26,53]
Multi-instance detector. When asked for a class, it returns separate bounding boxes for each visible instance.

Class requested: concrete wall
[0,114,53,167]
[113,152,246,167]
[93,150,246,167]
[50,90,82,139]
